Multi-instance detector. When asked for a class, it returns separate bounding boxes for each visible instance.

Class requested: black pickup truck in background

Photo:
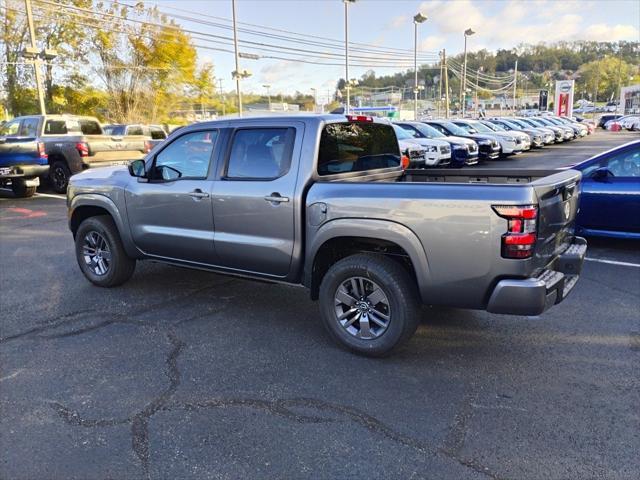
[0,115,151,194]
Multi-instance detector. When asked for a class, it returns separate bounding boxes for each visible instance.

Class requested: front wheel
[319,254,420,356]
[75,215,136,287]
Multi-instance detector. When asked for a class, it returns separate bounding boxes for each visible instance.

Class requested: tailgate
[84,135,146,164]
[531,169,582,267]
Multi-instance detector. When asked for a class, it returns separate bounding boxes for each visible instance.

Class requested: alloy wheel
[334,276,391,339]
[82,231,111,276]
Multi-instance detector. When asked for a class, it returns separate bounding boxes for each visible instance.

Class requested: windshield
[436,122,468,136]
[482,121,502,132]
[467,121,493,133]
[504,119,524,129]
[392,124,413,140]
[413,123,445,138]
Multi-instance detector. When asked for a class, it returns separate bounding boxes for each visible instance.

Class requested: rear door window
[19,118,39,136]
[44,120,68,134]
[318,122,400,176]
[78,119,102,135]
[150,127,166,140]
[127,125,144,136]
[226,128,294,179]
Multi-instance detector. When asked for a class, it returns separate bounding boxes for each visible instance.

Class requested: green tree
[578,56,640,102]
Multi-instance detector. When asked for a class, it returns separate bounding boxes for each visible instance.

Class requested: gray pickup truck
[67,115,587,356]
[0,115,150,194]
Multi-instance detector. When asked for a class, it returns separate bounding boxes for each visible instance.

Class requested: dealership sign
[554,80,575,117]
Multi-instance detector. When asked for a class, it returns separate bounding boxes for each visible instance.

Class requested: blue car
[571,140,640,239]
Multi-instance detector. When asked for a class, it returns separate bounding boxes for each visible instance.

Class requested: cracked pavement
[1,134,639,479]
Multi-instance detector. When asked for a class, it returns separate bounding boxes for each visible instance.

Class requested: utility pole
[217,79,225,116]
[443,49,450,119]
[231,0,242,117]
[438,50,443,118]
[512,59,518,116]
[25,0,46,114]
[475,68,480,118]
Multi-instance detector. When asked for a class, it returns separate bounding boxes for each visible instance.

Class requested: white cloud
[420,35,445,51]
[582,23,640,41]
[388,15,408,29]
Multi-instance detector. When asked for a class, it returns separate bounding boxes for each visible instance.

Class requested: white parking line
[35,193,66,200]
[585,257,640,268]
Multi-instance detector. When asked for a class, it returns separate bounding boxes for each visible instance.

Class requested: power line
[8,5,435,69]
[32,0,440,65]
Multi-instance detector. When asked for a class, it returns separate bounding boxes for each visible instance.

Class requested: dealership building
[620,84,640,114]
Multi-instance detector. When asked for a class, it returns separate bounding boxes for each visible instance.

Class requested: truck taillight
[346,115,373,122]
[493,205,538,259]
[76,142,89,157]
[144,140,153,153]
[401,155,410,170]
[37,142,47,160]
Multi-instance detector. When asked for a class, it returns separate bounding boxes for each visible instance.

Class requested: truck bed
[403,167,559,184]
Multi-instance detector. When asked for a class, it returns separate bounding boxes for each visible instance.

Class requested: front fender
[69,193,139,258]
[305,218,432,303]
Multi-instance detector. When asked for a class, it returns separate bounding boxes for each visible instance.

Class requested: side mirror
[591,167,613,181]
[157,165,182,182]
[128,159,146,178]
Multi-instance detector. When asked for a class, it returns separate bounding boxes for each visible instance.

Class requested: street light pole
[413,12,427,121]
[24,0,46,114]
[461,28,475,118]
[231,0,242,117]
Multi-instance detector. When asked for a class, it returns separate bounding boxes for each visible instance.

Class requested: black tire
[11,181,36,198]
[50,160,71,193]
[75,215,136,287]
[318,253,420,357]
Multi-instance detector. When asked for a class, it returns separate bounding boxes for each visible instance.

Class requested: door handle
[264,193,289,203]
[188,189,210,199]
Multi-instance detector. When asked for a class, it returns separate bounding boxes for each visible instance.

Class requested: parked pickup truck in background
[103,123,168,149]
[0,115,151,194]
[67,114,587,356]
[0,117,49,197]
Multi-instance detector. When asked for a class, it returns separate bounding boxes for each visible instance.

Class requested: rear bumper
[487,236,587,316]
[0,164,49,180]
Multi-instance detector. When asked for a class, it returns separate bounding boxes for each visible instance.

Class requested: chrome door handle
[264,193,289,203]
[189,189,210,199]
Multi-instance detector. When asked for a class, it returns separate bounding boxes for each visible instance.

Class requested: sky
[150,0,640,102]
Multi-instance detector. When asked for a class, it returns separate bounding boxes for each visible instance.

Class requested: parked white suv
[392,124,451,167]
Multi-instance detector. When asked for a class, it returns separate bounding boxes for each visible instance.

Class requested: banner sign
[538,90,548,111]
[554,80,574,117]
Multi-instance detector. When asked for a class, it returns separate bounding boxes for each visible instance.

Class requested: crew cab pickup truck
[67,115,587,356]
[0,115,150,194]
[0,117,49,197]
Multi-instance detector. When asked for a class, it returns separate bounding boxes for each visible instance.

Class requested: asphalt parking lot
[1,131,638,480]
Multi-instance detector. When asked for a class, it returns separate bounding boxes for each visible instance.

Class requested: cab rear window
[318,122,400,176]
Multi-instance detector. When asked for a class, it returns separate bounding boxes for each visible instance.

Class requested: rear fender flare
[305,219,431,302]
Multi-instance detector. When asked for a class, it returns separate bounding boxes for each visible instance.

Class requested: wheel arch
[69,194,139,258]
[305,219,431,302]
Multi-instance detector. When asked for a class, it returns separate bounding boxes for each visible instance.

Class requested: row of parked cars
[0,112,593,196]
[597,114,640,131]
[390,114,589,169]
[0,115,170,197]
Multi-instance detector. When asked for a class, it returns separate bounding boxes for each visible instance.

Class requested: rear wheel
[11,180,36,198]
[50,160,71,193]
[75,215,136,287]
[319,253,420,356]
